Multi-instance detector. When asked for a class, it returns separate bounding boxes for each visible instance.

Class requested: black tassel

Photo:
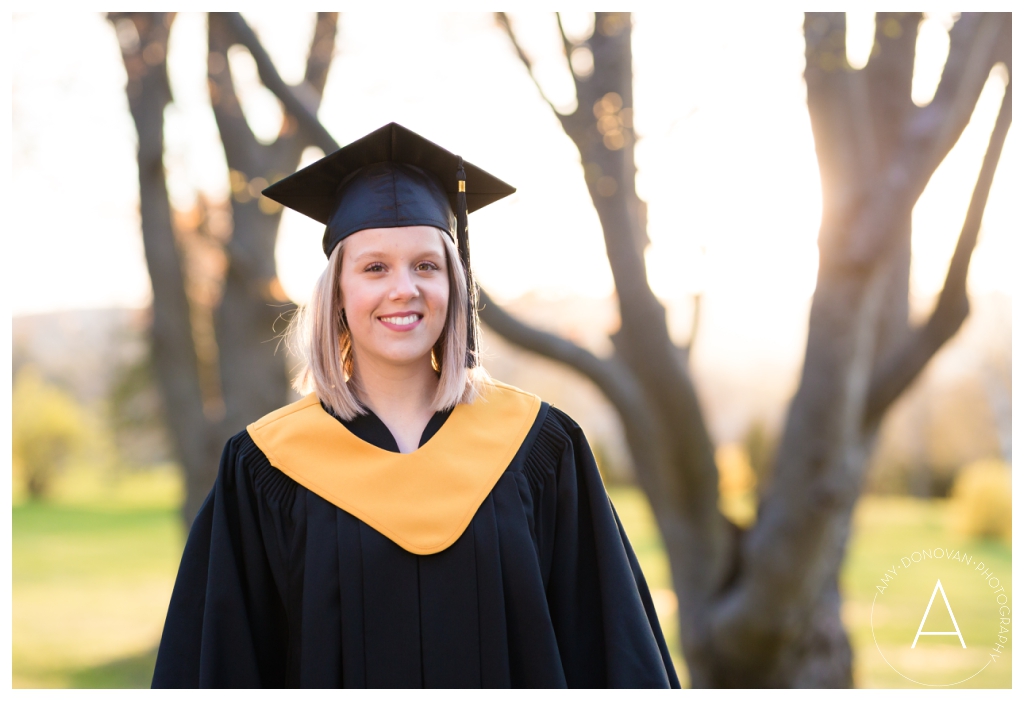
[456,157,477,368]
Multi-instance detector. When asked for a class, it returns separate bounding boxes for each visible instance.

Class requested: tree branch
[207,14,259,166]
[843,12,1008,266]
[270,12,337,148]
[803,13,867,244]
[268,13,337,158]
[863,12,921,157]
[864,81,1011,425]
[682,292,701,355]
[220,12,340,154]
[478,289,652,423]
[921,13,1007,166]
[495,12,573,127]
[303,13,338,92]
[554,13,576,62]
[207,11,338,473]
[478,288,692,521]
[555,12,583,91]
[499,11,722,524]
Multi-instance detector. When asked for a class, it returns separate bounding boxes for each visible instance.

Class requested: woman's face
[339,225,450,371]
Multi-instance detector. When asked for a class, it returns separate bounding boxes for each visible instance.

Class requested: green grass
[607,490,1011,689]
[841,496,1011,688]
[12,467,185,689]
[12,473,1010,688]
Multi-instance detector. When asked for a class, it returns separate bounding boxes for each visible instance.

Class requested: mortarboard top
[261,122,516,258]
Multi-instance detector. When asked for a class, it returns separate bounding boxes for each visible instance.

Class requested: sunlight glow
[912,14,952,107]
[226,45,286,144]
[845,13,875,70]
[911,66,1011,307]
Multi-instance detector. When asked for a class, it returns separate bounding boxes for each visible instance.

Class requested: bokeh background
[11,11,1012,688]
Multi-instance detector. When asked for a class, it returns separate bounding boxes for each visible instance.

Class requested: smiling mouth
[378,313,423,329]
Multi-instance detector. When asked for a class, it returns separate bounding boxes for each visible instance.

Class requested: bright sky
[11,12,1015,354]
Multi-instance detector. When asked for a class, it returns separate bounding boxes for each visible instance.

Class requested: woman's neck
[351,355,439,453]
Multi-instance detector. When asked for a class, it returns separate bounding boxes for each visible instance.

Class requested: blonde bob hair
[288,227,488,420]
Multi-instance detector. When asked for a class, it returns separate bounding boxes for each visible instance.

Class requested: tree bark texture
[111,12,339,524]
[494,12,1011,686]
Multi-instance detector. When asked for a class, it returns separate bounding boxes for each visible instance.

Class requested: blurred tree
[487,11,1011,687]
[107,12,338,524]
[108,348,172,467]
[12,367,88,499]
[951,458,1012,542]
[743,419,778,495]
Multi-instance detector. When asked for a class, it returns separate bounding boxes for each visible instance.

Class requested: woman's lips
[377,313,423,331]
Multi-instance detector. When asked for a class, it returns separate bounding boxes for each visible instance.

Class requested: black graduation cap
[262,122,516,368]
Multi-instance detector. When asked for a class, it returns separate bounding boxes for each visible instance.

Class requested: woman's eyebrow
[350,250,389,261]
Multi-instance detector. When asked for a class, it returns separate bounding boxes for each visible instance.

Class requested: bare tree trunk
[707,15,1010,686]
[111,12,339,524]
[206,12,338,495]
[110,13,218,522]
[493,12,1011,686]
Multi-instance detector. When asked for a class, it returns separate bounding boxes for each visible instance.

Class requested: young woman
[152,123,679,689]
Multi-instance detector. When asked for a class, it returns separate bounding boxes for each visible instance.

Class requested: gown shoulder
[225,428,299,509]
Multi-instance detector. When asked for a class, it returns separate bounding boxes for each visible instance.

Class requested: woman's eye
[416,261,440,272]
[364,263,385,273]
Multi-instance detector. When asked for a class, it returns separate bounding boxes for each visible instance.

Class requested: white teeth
[380,314,420,326]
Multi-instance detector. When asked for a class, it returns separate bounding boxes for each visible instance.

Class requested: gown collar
[322,401,453,454]
[247,381,541,554]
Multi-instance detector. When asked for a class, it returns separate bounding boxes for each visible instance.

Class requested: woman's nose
[388,268,419,300]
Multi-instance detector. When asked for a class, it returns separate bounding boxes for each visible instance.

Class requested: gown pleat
[419,526,481,688]
[471,495,511,687]
[153,401,680,689]
[335,510,366,687]
[298,493,341,687]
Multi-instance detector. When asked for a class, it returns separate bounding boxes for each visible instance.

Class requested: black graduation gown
[152,401,680,688]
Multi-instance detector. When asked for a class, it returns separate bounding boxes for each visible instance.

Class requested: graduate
[152,123,680,689]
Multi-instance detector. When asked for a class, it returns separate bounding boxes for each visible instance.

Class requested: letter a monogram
[912,579,966,648]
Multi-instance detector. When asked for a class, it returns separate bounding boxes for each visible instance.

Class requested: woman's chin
[363,344,436,368]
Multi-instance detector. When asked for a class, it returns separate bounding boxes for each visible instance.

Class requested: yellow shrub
[12,366,88,500]
[717,444,757,527]
[951,459,1012,542]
